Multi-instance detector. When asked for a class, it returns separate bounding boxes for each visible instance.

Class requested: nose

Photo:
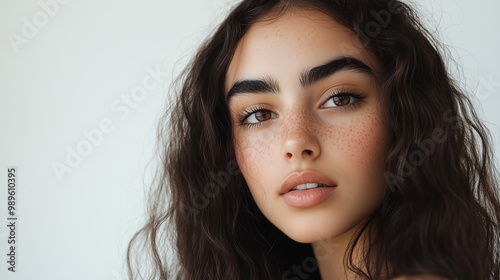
[281,112,321,162]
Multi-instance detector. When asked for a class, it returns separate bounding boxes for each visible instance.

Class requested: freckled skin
[226,9,391,248]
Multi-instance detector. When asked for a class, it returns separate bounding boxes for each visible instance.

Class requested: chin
[277,220,351,244]
[283,230,321,244]
[272,211,370,245]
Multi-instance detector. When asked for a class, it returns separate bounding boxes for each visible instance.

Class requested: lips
[280,170,336,208]
[280,170,335,194]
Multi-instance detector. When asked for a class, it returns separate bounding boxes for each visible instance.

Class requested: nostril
[283,138,320,161]
[286,149,314,160]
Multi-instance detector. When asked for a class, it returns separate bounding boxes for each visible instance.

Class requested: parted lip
[280,170,336,194]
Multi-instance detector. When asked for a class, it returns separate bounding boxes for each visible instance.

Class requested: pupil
[256,111,270,121]
[333,96,350,106]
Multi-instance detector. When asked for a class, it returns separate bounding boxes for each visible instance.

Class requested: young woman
[128,0,500,279]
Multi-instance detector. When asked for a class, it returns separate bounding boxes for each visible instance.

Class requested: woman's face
[225,9,391,243]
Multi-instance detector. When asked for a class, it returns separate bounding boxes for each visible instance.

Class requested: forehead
[225,8,379,93]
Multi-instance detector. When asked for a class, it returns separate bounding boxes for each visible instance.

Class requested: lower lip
[281,186,335,208]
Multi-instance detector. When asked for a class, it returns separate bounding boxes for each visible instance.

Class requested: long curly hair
[127,0,500,279]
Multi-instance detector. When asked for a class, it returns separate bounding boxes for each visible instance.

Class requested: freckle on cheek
[327,113,384,165]
[237,133,275,177]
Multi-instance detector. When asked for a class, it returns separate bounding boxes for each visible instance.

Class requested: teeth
[291,183,327,191]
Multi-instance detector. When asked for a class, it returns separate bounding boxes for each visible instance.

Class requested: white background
[0,0,499,279]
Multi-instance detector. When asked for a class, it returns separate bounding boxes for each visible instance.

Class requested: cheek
[330,112,388,169]
[234,129,277,186]
[330,112,390,211]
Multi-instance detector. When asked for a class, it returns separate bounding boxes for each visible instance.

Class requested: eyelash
[323,89,366,110]
[237,105,269,128]
[237,90,366,128]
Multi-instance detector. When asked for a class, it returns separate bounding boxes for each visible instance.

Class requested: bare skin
[225,8,443,280]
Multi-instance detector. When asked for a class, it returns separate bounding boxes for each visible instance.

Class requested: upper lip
[280,170,336,194]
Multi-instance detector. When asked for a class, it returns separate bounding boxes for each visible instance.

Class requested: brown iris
[332,95,351,106]
[254,110,272,122]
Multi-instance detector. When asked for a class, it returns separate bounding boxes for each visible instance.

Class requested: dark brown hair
[127,0,500,279]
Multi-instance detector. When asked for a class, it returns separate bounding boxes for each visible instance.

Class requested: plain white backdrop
[0,0,499,279]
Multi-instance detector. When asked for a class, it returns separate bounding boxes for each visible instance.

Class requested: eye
[238,106,278,127]
[245,109,277,124]
[322,91,366,109]
[247,110,276,123]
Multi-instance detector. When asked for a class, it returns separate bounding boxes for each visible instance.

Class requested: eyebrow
[226,56,374,103]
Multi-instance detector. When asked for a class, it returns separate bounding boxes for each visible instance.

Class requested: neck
[312,224,368,280]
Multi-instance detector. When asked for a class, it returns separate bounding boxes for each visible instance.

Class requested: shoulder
[391,275,450,280]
